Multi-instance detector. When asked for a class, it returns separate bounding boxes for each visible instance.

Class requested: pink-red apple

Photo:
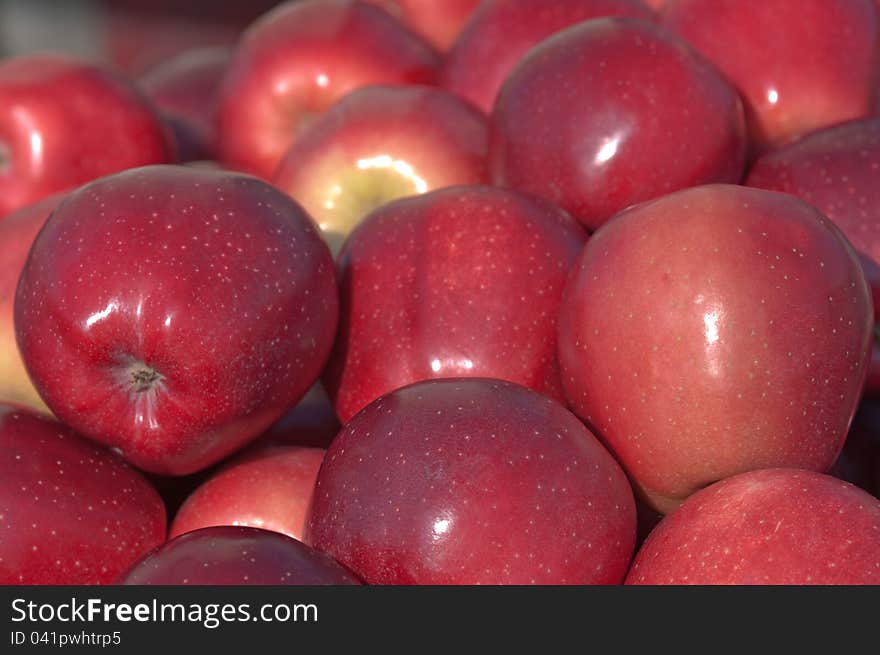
[558,184,873,513]
[325,185,586,423]
[15,165,338,475]
[365,0,481,51]
[0,404,166,584]
[216,0,440,179]
[442,0,656,114]
[274,84,488,254]
[489,17,746,231]
[626,469,880,584]
[305,378,636,584]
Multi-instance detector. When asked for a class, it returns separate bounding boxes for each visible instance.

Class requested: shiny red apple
[0,404,166,584]
[325,185,586,423]
[15,165,338,475]
[216,0,440,179]
[663,0,880,152]
[365,0,481,51]
[489,17,746,231]
[118,526,360,585]
[274,84,488,255]
[626,469,880,585]
[442,0,656,114]
[0,54,175,216]
[558,184,873,513]
[305,378,636,584]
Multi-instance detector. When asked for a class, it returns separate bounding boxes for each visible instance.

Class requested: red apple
[15,165,338,475]
[274,85,488,255]
[118,526,360,585]
[325,185,586,423]
[442,0,657,114]
[663,0,880,152]
[489,17,746,231]
[558,184,873,513]
[626,469,880,585]
[140,47,233,162]
[257,383,341,449]
[0,194,65,414]
[831,399,880,497]
[169,445,324,541]
[0,404,166,584]
[216,0,440,179]
[365,0,481,51]
[0,54,175,216]
[305,378,636,584]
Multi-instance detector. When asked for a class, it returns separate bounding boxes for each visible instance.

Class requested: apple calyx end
[129,364,163,393]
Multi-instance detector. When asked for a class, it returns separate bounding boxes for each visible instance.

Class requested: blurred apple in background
[442,0,656,114]
[0,404,166,584]
[274,85,488,255]
[558,184,873,513]
[831,399,880,497]
[15,165,338,475]
[216,0,440,179]
[365,0,481,51]
[257,383,341,450]
[489,17,746,231]
[626,469,880,584]
[325,185,586,423]
[663,0,880,153]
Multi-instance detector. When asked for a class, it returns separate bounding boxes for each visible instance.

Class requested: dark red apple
[558,184,873,513]
[305,378,636,585]
[325,185,586,423]
[216,0,440,179]
[831,399,880,497]
[118,526,360,585]
[489,17,746,231]
[442,0,656,114]
[626,469,880,585]
[0,54,175,216]
[15,165,338,475]
[170,445,324,541]
[273,84,488,255]
[663,0,880,152]
[365,0,481,51]
[0,404,166,584]
[257,383,341,450]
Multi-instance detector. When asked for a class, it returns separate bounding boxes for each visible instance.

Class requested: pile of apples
[2,0,880,586]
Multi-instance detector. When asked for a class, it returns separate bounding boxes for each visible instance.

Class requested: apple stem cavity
[0,140,10,174]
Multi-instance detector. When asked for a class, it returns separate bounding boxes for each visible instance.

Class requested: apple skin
[305,378,636,585]
[663,0,880,153]
[0,54,175,216]
[324,185,587,424]
[558,184,873,514]
[626,469,880,585]
[0,404,166,584]
[830,399,880,497]
[257,383,341,450]
[14,165,338,476]
[489,17,746,231]
[169,445,324,541]
[442,0,657,114]
[0,194,65,414]
[274,85,488,255]
[365,0,481,51]
[118,526,360,585]
[215,0,440,180]
[140,47,233,162]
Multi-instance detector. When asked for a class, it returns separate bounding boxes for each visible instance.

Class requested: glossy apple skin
[626,469,880,585]
[0,194,65,414]
[489,17,746,231]
[274,85,488,255]
[0,404,166,584]
[325,186,587,423]
[141,47,233,162]
[15,165,338,476]
[558,184,873,513]
[663,0,880,153]
[0,54,175,216]
[118,526,360,585]
[442,0,656,114]
[365,0,481,51]
[170,446,324,541]
[305,378,636,584]
[216,0,440,179]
